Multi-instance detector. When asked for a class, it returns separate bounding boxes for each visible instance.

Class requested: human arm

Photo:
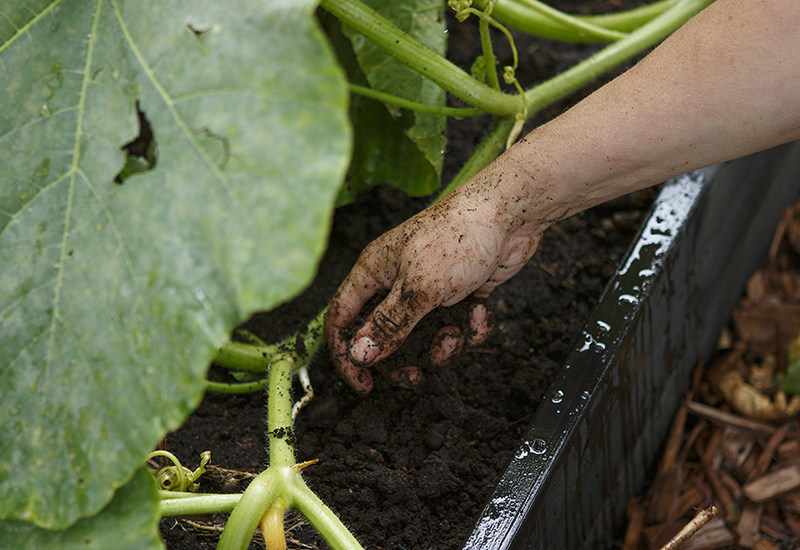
[325,0,800,393]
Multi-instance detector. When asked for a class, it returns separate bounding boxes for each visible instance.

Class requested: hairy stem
[524,0,713,113]
[216,469,283,550]
[205,378,269,394]
[320,0,520,116]
[291,479,365,550]
[490,0,677,42]
[350,83,485,117]
[212,308,325,375]
[267,356,296,468]
[434,117,516,202]
[478,15,500,90]
[159,493,241,516]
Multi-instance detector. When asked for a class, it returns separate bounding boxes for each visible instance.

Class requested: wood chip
[745,423,791,483]
[736,501,764,548]
[686,401,778,437]
[759,513,793,541]
[623,497,646,550]
[751,539,779,550]
[742,464,800,503]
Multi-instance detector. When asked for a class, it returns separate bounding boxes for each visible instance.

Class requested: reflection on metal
[461,141,800,550]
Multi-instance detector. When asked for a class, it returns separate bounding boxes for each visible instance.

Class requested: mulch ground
[622,198,800,550]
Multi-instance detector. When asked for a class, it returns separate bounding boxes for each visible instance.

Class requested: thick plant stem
[478,16,500,90]
[320,0,520,116]
[216,356,297,550]
[490,0,677,42]
[213,340,275,373]
[524,0,713,113]
[292,479,365,550]
[267,356,296,468]
[509,0,627,42]
[434,0,708,203]
[212,308,325,376]
[434,117,516,202]
[216,469,283,550]
[159,493,241,516]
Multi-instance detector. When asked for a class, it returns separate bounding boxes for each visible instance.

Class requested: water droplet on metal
[551,390,564,404]
[531,438,546,454]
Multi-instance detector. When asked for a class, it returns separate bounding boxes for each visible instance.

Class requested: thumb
[348,283,439,366]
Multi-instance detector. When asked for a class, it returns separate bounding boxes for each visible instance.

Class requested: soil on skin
[160,2,656,549]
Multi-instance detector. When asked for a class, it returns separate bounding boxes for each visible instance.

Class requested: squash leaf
[0,0,350,529]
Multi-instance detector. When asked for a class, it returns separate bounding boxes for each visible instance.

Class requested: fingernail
[431,329,464,367]
[470,304,487,328]
[350,336,378,364]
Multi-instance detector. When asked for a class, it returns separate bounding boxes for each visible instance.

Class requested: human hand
[324,189,545,393]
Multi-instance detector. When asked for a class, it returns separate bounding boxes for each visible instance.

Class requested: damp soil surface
[159,2,657,549]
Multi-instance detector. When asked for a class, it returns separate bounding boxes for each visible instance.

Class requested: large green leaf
[341,0,447,199]
[0,0,350,530]
[0,469,163,550]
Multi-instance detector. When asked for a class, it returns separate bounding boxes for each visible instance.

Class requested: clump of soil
[159,1,657,548]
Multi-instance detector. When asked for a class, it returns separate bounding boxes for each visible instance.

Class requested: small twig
[686,401,778,436]
[658,506,718,550]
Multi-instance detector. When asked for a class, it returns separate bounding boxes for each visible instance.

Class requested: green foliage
[0,0,715,546]
[779,333,800,394]
[0,0,349,532]
[333,0,448,203]
[0,469,163,550]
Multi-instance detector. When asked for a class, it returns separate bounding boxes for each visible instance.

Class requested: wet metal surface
[461,141,800,550]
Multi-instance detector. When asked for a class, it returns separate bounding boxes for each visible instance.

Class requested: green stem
[478,16,500,90]
[435,0,708,202]
[320,0,520,116]
[513,0,628,42]
[434,117,515,202]
[524,0,713,113]
[291,478,365,550]
[350,84,485,117]
[490,0,677,42]
[213,340,275,373]
[216,469,283,550]
[212,307,326,375]
[205,378,269,394]
[267,356,296,468]
[159,493,242,516]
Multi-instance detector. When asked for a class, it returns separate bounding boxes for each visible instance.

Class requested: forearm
[463,0,800,233]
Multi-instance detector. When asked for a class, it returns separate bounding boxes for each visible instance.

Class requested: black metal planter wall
[461,140,800,550]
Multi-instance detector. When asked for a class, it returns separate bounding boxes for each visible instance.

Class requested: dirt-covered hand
[324,189,544,393]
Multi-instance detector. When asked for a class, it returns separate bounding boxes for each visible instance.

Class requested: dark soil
[159,2,657,549]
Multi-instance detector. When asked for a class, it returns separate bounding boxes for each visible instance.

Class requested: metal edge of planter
[460,140,800,550]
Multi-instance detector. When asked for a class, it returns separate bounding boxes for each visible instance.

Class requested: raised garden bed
[470,140,800,550]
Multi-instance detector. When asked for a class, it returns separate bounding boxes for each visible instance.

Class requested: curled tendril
[503,66,516,85]
[147,450,211,492]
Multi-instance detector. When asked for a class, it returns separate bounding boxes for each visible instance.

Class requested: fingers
[467,302,491,346]
[325,254,395,394]
[349,281,440,366]
[430,326,465,367]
